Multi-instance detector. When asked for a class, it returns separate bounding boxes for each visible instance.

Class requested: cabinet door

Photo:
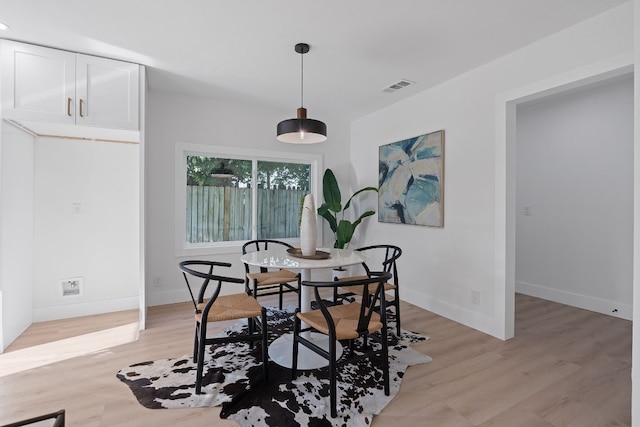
[1,41,76,123]
[76,54,139,130]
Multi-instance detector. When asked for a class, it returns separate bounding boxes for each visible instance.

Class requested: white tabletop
[240,247,366,272]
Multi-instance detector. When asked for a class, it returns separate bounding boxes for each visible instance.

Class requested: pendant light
[277,43,327,144]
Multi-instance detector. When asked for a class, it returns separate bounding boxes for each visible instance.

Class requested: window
[176,143,322,255]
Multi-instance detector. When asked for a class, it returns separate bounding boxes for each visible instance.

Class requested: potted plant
[317,168,378,249]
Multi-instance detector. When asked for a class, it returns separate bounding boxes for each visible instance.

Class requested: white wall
[350,3,633,338]
[515,76,633,319]
[32,137,139,321]
[0,124,34,351]
[145,91,351,306]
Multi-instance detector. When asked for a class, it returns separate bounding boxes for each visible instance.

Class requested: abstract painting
[378,130,444,227]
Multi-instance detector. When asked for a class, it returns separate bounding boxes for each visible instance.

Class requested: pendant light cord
[300,50,304,108]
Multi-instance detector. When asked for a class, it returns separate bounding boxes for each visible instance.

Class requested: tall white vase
[300,194,317,256]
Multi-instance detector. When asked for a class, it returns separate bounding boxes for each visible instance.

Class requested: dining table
[240,246,367,369]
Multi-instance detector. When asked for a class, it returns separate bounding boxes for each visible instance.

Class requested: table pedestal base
[268,332,343,370]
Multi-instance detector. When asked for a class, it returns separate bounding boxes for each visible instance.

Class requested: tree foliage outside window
[257,160,310,190]
[186,156,310,190]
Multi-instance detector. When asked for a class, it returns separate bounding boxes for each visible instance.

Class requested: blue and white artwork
[378,130,444,227]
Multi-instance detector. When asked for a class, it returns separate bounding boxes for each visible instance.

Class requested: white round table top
[240,247,366,270]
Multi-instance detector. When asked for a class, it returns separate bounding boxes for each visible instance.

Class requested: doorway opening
[495,55,633,340]
[514,73,633,320]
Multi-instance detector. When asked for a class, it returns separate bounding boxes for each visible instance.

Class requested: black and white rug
[117,307,431,427]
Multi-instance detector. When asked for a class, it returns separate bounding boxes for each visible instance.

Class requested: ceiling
[0,0,628,122]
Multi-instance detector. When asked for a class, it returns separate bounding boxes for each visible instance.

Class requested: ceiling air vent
[382,79,415,93]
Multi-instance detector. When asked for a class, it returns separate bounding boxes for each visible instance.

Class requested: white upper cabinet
[1,41,76,124]
[1,40,139,132]
[75,54,139,130]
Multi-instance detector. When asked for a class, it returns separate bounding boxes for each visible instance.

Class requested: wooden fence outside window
[186,186,307,243]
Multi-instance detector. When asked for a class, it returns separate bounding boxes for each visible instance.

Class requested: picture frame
[378,130,444,227]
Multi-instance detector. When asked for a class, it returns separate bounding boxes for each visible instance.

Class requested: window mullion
[251,159,258,239]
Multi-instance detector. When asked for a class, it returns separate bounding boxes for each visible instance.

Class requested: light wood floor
[0,294,631,426]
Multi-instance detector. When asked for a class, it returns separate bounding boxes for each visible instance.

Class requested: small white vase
[300,194,317,256]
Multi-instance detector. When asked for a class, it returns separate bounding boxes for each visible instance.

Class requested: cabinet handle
[79,99,84,117]
[67,98,72,116]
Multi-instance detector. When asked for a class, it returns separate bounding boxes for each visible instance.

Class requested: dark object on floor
[1,409,65,427]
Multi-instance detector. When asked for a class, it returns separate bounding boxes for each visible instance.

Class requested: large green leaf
[318,201,342,214]
[352,210,376,229]
[335,220,354,249]
[318,208,338,233]
[344,186,378,211]
[322,169,341,206]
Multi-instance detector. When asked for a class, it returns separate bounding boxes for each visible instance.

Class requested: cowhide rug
[117,307,431,427]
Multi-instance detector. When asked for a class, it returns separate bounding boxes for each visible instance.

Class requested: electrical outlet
[153,276,162,288]
[61,278,83,297]
[471,290,481,305]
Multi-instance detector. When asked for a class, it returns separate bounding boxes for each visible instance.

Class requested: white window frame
[175,143,323,256]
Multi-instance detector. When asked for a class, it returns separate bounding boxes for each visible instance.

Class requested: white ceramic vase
[300,194,317,256]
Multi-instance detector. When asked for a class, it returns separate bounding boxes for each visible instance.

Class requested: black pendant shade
[277,43,327,144]
[277,107,327,144]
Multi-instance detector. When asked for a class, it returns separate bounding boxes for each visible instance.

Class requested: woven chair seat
[246,269,298,286]
[337,275,397,296]
[196,293,262,322]
[297,303,383,341]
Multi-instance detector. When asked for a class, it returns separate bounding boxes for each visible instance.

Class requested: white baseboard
[401,287,500,339]
[516,281,632,321]
[32,296,139,322]
[147,288,190,307]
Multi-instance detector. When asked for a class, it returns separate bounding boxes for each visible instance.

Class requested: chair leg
[291,313,300,379]
[193,321,200,361]
[329,334,337,418]
[248,317,255,349]
[195,321,208,394]
[278,284,283,309]
[261,307,269,381]
[394,290,402,337]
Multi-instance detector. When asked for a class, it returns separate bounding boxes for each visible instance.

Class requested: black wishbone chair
[291,271,393,418]
[242,239,301,309]
[179,260,269,394]
[334,244,403,336]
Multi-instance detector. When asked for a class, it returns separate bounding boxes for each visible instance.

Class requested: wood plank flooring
[0,294,631,426]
